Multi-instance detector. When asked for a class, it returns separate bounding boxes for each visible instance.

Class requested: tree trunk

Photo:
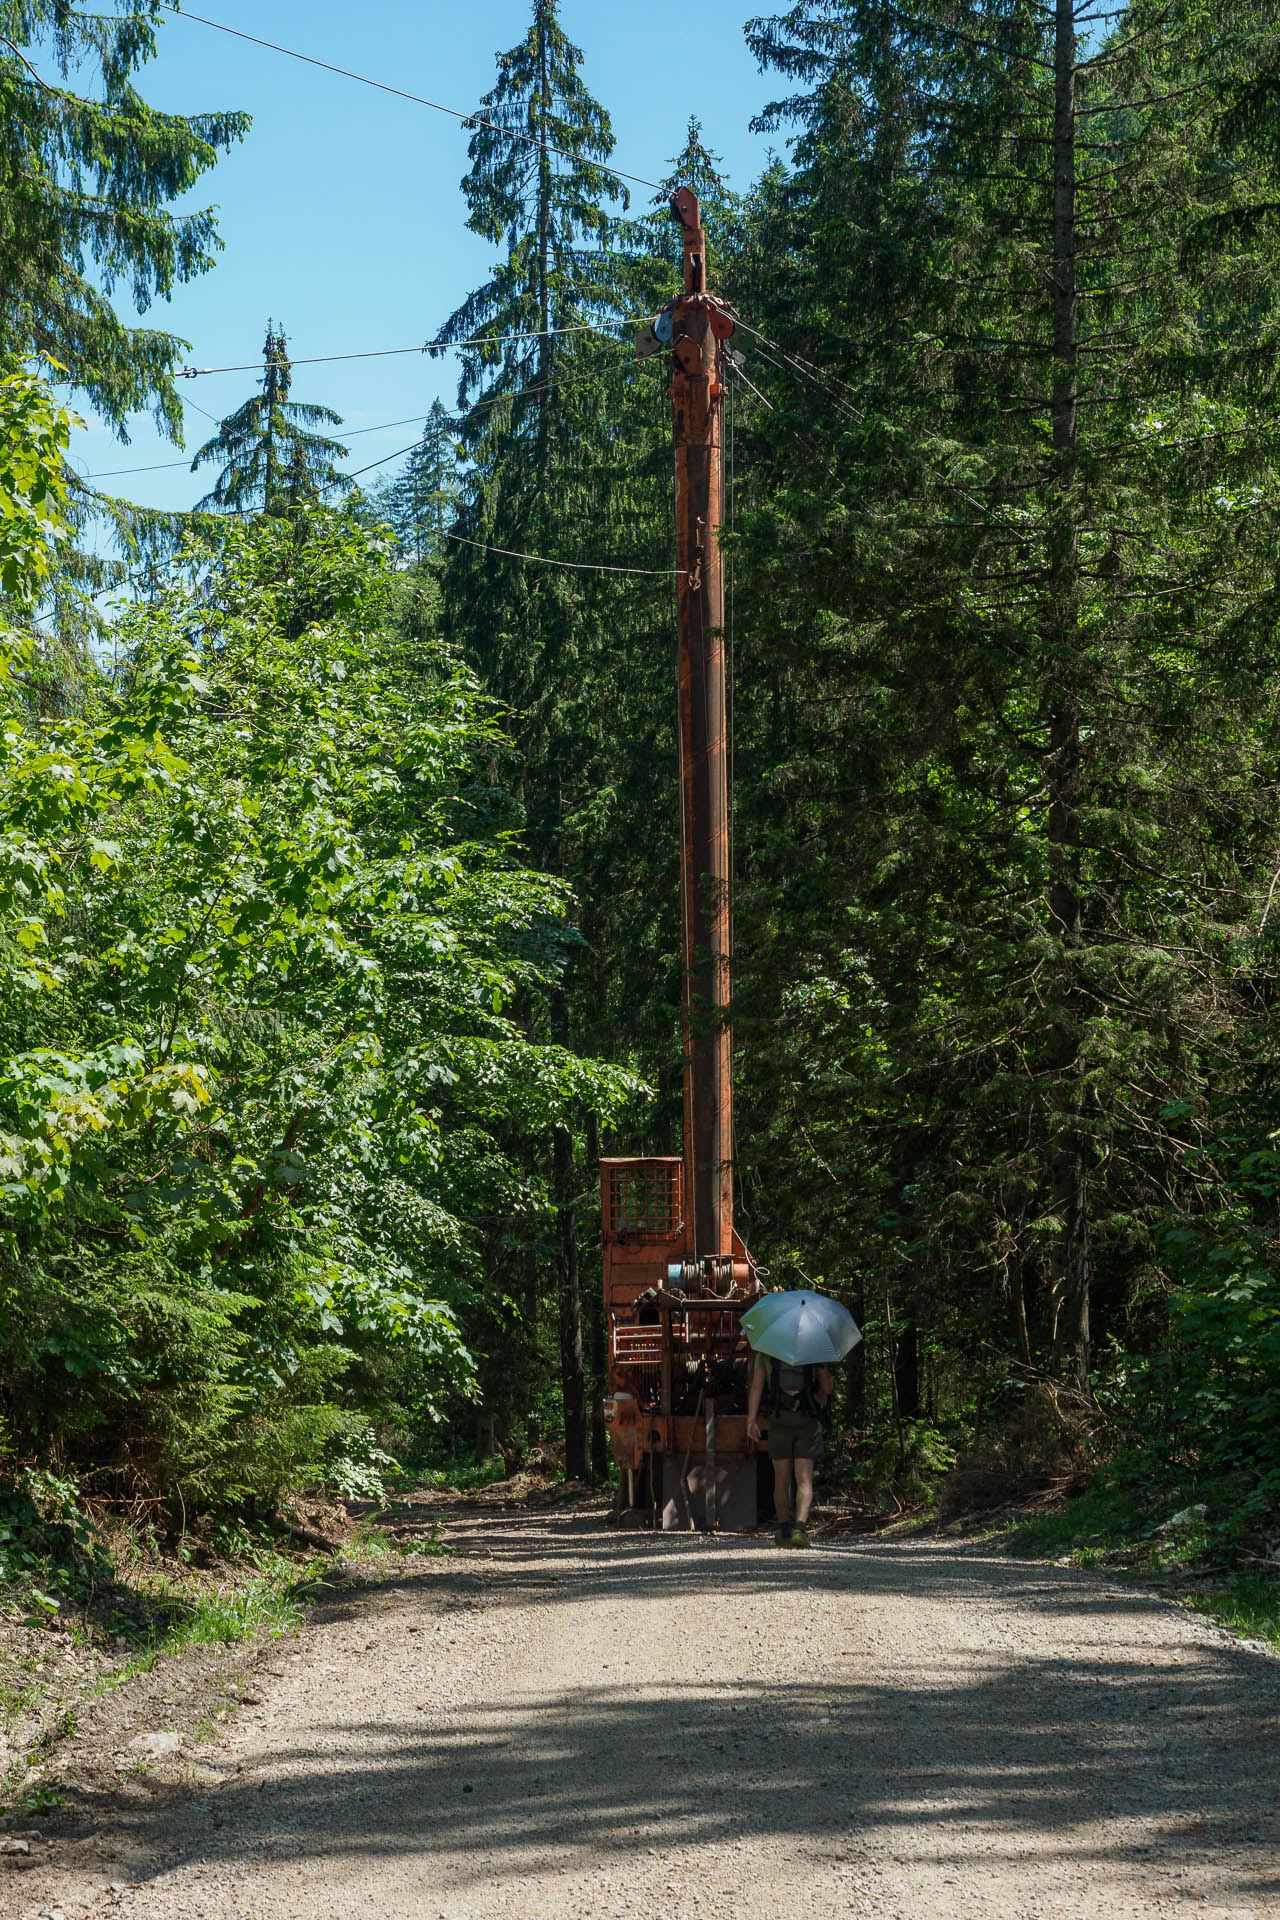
[894,1321,921,1421]
[523,1240,540,1448]
[842,1281,866,1426]
[1011,1247,1034,1372]
[885,1295,907,1470]
[1046,0,1092,1398]
[1047,693,1091,1395]
[554,1126,589,1479]
[535,12,553,480]
[585,1113,609,1481]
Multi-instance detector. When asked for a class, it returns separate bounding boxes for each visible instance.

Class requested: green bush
[1121,1223,1280,1554]
[0,373,638,1517]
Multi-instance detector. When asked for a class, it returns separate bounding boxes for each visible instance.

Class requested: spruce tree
[434,1,638,1478]
[624,117,741,279]
[729,0,1280,1404]
[434,0,624,467]
[190,324,351,517]
[0,0,247,437]
[377,402,460,565]
[608,117,743,376]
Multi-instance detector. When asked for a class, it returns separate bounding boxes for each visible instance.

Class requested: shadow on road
[95,1518,1280,1906]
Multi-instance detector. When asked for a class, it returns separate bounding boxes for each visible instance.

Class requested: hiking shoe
[773,1525,790,1547]
[789,1523,812,1548]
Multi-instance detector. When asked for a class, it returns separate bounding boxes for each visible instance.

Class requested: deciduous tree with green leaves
[1,365,639,1507]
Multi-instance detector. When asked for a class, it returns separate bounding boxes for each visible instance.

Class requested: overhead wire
[183,395,223,425]
[345,437,430,482]
[732,318,865,420]
[87,277,984,581]
[736,312,1144,528]
[84,410,437,478]
[53,5,990,585]
[88,300,1015,553]
[336,358,640,481]
[726,319,1024,529]
[179,489,686,577]
[65,0,1267,617]
[85,350,638,485]
[730,363,774,412]
[426,350,681,574]
[89,348,678,574]
[152,2,665,192]
[441,530,683,577]
[725,320,1266,588]
[177,317,645,379]
[84,455,198,479]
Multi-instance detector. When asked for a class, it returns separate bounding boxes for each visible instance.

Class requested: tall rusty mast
[599,189,760,1531]
[671,185,735,1270]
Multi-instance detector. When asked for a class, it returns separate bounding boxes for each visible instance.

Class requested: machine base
[660,1454,758,1531]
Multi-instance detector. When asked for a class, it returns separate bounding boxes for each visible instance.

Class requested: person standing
[746,1354,834,1547]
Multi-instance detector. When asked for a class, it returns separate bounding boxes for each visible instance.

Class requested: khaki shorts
[766,1408,825,1462]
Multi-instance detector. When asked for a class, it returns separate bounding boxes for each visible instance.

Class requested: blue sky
[72,1,782,516]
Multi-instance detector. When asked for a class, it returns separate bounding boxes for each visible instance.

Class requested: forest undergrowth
[997,1489,1280,1655]
[0,1464,464,1816]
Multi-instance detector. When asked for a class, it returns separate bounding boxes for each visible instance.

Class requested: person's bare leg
[794,1458,815,1524]
[772,1459,793,1527]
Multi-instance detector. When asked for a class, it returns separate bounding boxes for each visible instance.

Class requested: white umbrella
[741,1289,862,1366]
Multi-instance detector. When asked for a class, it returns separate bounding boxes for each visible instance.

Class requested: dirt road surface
[19,1513,1280,1920]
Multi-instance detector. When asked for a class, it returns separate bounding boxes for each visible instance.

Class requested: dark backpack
[766,1358,821,1418]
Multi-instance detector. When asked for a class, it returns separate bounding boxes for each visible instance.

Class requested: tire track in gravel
[21,1514,1280,1920]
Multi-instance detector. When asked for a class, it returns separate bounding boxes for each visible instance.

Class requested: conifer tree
[623,117,741,284]
[607,117,744,407]
[434,0,625,471]
[377,402,460,565]
[729,0,1280,1400]
[0,0,248,437]
[190,323,351,517]
[434,1,639,1478]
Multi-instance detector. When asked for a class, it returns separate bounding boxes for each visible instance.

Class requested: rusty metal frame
[600,190,761,1531]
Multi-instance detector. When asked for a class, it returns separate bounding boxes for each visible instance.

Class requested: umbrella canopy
[741,1290,862,1367]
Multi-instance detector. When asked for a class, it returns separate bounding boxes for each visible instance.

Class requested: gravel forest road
[23,1512,1280,1920]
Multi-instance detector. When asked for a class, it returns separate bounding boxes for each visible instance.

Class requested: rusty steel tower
[670,183,735,1271]
[599,189,761,1531]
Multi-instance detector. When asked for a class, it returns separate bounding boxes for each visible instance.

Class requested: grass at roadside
[0,1484,466,1815]
[1190,1576,1280,1646]
[88,1555,310,1683]
[345,1517,451,1561]
[0,1539,321,1813]
[398,1458,509,1494]
[994,1486,1280,1653]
